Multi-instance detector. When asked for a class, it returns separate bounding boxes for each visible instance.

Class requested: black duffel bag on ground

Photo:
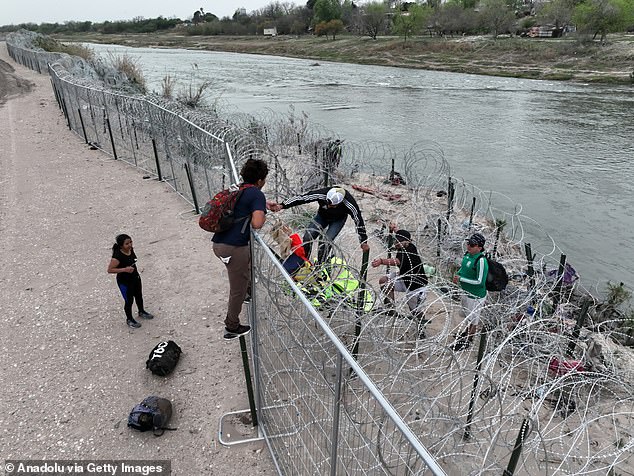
[146,340,182,376]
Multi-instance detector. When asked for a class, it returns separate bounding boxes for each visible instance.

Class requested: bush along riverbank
[53,31,634,84]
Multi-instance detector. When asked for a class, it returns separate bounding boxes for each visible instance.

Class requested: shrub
[106,52,147,93]
[34,36,94,62]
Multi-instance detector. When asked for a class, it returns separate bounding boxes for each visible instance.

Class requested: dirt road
[0,43,274,475]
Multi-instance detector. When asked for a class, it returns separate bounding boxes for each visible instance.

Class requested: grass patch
[34,36,94,62]
[106,52,147,93]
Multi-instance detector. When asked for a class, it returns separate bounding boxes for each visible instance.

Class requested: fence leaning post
[566,299,591,356]
[464,327,488,440]
[105,117,118,160]
[468,197,476,230]
[184,162,200,214]
[503,418,531,476]
[329,353,344,476]
[77,108,88,144]
[238,335,258,427]
[151,139,163,181]
[350,248,370,370]
[551,253,567,310]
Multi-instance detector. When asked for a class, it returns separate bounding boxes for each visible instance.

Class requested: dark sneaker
[452,334,473,351]
[138,310,154,319]
[127,319,142,328]
[223,324,251,340]
[243,294,252,304]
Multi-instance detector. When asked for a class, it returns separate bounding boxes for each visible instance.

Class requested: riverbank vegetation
[2,0,633,83]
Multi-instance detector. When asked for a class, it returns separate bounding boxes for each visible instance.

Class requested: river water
[88,43,634,290]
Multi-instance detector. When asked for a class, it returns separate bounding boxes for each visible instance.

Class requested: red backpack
[199,183,255,233]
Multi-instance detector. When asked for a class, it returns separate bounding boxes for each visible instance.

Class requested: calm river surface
[89,43,634,290]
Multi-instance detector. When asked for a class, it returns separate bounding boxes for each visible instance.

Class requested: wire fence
[7,31,634,475]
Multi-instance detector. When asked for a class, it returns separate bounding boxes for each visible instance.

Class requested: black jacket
[281,187,368,244]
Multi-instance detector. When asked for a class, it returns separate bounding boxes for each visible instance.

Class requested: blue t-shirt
[211,186,266,247]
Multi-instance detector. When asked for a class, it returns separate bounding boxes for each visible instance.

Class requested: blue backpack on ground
[127,396,176,436]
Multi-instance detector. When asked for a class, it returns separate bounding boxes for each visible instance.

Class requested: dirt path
[0,42,274,475]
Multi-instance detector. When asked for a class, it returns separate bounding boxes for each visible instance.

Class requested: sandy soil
[0,42,275,475]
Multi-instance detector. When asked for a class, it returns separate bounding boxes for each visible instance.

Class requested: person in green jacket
[452,232,488,350]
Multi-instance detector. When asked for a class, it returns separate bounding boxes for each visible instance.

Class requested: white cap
[326,187,345,206]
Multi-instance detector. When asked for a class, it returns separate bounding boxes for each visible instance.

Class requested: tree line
[2,0,633,42]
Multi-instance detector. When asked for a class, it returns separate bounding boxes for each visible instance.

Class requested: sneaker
[243,294,252,304]
[127,319,141,328]
[138,310,154,319]
[223,324,251,340]
[452,334,473,351]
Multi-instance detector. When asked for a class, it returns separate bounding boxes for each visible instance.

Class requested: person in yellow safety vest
[300,256,374,312]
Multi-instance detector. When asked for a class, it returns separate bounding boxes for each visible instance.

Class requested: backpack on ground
[199,183,255,233]
[146,340,182,377]
[475,253,509,292]
[127,396,176,436]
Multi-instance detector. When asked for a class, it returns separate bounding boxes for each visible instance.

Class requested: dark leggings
[117,278,144,321]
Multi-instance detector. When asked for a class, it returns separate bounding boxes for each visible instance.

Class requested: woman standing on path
[107,234,154,328]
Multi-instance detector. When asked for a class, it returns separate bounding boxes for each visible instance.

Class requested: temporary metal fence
[7,37,446,475]
[8,33,634,475]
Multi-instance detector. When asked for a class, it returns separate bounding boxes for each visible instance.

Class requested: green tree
[361,1,388,39]
[573,0,626,41]
[479,0,516,37]
[392,4,431,42]
[314,18,344,38]
[314,0,342,22]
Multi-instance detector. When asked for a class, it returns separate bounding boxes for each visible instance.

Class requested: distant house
[263,27,277,36]
[528,25,565,38]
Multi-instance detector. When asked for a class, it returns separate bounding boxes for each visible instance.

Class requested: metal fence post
[503,418,531,476]
[238,335,258,428]
[151,139,163,181]
[61,97,71,130]
[77,108,88,144]
[468,197,476,230]
[436,218,442,258]
[106,117,118,160]
[184,162,200,214]
[351,249,370,366]
[464,328,488,440]
[566,299,591,356]
[329,353,344,476]
[446,177,454,222]
[552,254,567,310]
[524,243,535,291]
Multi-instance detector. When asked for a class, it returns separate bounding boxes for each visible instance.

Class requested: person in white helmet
[270,186,369,263]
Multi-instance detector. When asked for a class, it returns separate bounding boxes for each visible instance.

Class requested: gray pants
[213,242,251,331]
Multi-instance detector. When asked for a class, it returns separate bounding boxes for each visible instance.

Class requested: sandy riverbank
[0,42,274,474]
[53,31,634,84]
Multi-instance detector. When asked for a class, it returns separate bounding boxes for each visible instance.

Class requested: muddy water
[89,43,634,290]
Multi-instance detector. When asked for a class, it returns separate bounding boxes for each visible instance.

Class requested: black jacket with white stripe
[281,187,368,244]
